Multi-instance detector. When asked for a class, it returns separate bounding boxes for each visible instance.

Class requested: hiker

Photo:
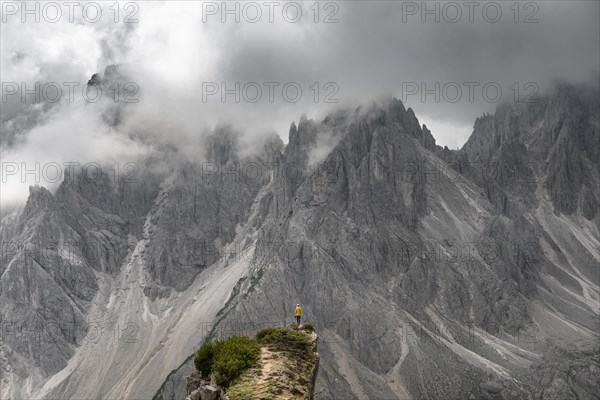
[295,304,302,325]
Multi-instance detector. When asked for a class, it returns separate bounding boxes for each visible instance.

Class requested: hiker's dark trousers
[296,316,301,324]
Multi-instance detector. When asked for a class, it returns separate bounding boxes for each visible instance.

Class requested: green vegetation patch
[194,341,218,377]
[194,335,260,388]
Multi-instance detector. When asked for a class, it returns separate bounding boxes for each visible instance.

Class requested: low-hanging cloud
[1,0,598,209]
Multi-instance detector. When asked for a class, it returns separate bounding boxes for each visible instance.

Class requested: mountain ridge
[1,83,598,400]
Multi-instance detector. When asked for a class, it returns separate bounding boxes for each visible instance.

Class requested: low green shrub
[214,336,260,387]
[194,341,219,377]
[194,336,261,387]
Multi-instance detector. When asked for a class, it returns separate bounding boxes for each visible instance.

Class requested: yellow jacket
[295,306,302,316]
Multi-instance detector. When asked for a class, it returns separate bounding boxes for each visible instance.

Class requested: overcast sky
[1,0,599,208]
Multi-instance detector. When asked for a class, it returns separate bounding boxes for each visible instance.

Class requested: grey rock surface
[1,84,598,400]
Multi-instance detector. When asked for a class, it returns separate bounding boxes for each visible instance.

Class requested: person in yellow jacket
[295,304,302,325]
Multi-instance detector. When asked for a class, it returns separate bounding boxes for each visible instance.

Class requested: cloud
[1,99,152,208]
[1,0,599,208]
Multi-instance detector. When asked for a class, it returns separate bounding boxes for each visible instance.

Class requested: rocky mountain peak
[22,185,56,218]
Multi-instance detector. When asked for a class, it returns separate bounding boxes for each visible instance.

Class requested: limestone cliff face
[142,127,281,292]
[0,178,140,379]
[1,84,598,400]
[460,84,599,219]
